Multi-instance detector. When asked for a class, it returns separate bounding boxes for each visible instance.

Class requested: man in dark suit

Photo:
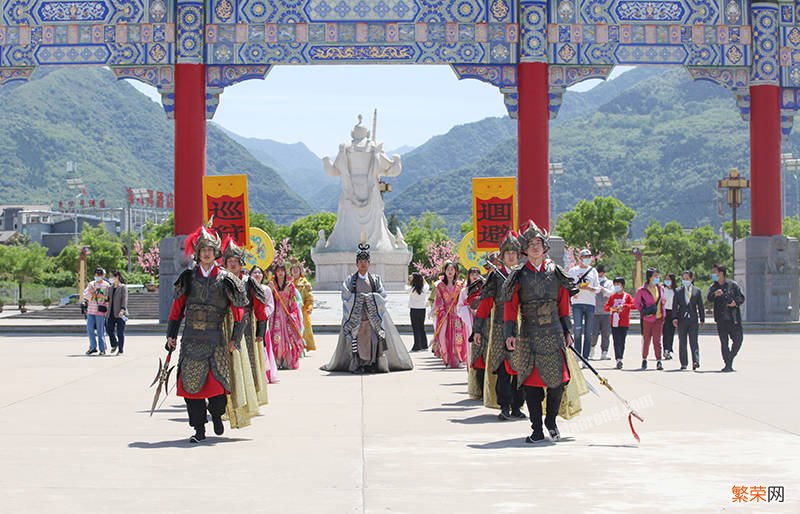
[707,264,745,372]
[672,270,705,371]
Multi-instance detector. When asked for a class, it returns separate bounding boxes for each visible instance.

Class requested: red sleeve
[558,285,571,317]
[503,284,520,323]
[604,294,614,312]
[231,306,244,322]
[475,296,495,319]
[251,292,268,321]
[168,294,186,321]
[623,293,635,313]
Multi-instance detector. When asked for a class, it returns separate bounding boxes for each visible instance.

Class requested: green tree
[56,225,126,276]
[250,211,281,238]
[784,217,800,240]
[643,221,731,277]
[0,244,49,304]
[283,213,337,272]
[141,214,174,248]
[402,212,449,268]
[555,197,636,257]
[722,219,751,239]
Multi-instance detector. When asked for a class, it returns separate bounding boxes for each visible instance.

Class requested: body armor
[472,270,509,372]
[173,268,247,395]
[507,261,571,389]
[242,276,268,378]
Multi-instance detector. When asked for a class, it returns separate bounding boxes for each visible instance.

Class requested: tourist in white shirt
[568,249,601,361]
[408,272,430,352]
[661,273,677,360]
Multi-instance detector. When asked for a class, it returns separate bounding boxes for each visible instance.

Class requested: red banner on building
[472,177,517,251]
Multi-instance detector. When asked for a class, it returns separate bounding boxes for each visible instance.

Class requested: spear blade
[149,351,173,417]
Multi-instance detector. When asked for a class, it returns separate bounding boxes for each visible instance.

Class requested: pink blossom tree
[413,239,459,281]
[134,240,160,283]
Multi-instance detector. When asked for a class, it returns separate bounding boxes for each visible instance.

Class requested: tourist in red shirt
[604,276,635,370]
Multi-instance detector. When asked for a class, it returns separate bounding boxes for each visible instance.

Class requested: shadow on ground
[128,437,252,449]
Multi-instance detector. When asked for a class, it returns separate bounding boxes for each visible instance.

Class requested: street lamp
[549,162,565,224]
[782,153,800,219]
[128,188,148,273]
[718,167,750,277]
[594,175,612,190]
[66,177,85,245]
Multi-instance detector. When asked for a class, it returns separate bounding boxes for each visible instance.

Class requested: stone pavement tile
[0,333,798,513]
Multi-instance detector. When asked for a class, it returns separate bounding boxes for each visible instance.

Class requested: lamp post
[781,153,800,219]
[549,162,564,224]
[718,167,750,277]
[66,176,85,245]
[129,188,148,273]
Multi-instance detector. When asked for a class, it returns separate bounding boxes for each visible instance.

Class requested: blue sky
[129,65,632,156]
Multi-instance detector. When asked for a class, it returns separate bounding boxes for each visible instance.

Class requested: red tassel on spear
[569,346,644,442]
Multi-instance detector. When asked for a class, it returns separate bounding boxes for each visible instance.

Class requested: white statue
[321,115,402,252]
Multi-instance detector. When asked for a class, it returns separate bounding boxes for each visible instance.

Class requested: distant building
[0,205,120,256]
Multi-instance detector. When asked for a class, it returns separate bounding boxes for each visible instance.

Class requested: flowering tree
[273,237,292,267]
[134,240,160,282]
[413,239,459,281]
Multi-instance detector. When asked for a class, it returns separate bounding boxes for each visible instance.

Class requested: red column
[173,63,206,236]
[517,62,550,230]
[749,84,782,236]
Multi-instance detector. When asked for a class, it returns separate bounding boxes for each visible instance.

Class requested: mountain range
[3,65,800,240]
[0,67,310,224]
[385,66,800,236]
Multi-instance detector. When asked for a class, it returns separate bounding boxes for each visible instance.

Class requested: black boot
[189,428,206,443]
[544,386,564,441]
[212,415,224,436]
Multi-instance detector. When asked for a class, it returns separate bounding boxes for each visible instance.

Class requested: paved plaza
[0,331,797,513]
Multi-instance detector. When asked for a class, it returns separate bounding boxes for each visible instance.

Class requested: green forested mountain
[0,67,310,223]
[222,128,341,210]
[387,67,800,237]
[390,116,517,194]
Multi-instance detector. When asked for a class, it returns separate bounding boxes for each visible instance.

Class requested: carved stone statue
[321,115,403,252]
[312,114,412,291]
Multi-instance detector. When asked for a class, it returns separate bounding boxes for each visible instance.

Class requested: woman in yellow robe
[290,259,316,351]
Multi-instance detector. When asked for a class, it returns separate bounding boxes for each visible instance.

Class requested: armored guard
[503,221,576,444]
[472,231,526,419]
[166,225,247,443]
[222,238,269,411]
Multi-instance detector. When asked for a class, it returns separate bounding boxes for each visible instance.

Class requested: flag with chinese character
[472,177,517,251]
[203,174,250,248]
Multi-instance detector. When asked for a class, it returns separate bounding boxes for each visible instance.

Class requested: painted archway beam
[450,63,614,120]
[110,64,272,118]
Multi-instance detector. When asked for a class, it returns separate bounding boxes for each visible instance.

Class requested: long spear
[569,346,644,441]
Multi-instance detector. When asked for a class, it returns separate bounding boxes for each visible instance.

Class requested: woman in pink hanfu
[268,261,305,370]
[250,265,280,383]
[433,261,469,369]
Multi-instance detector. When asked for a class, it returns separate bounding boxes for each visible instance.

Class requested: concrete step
[10,292,161,320]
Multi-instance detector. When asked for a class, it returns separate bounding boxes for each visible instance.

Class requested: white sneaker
[601,351,609,360]
[589,347,596,360]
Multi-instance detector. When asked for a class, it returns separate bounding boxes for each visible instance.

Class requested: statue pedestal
[734,235,800,322]
[312,248,412,291]
[158,235,192,323]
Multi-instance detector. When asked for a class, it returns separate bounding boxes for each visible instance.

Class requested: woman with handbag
[633,268,666,371]
[106,270,129,355]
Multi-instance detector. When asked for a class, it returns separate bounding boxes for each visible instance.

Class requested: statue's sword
[149,350,175,417]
